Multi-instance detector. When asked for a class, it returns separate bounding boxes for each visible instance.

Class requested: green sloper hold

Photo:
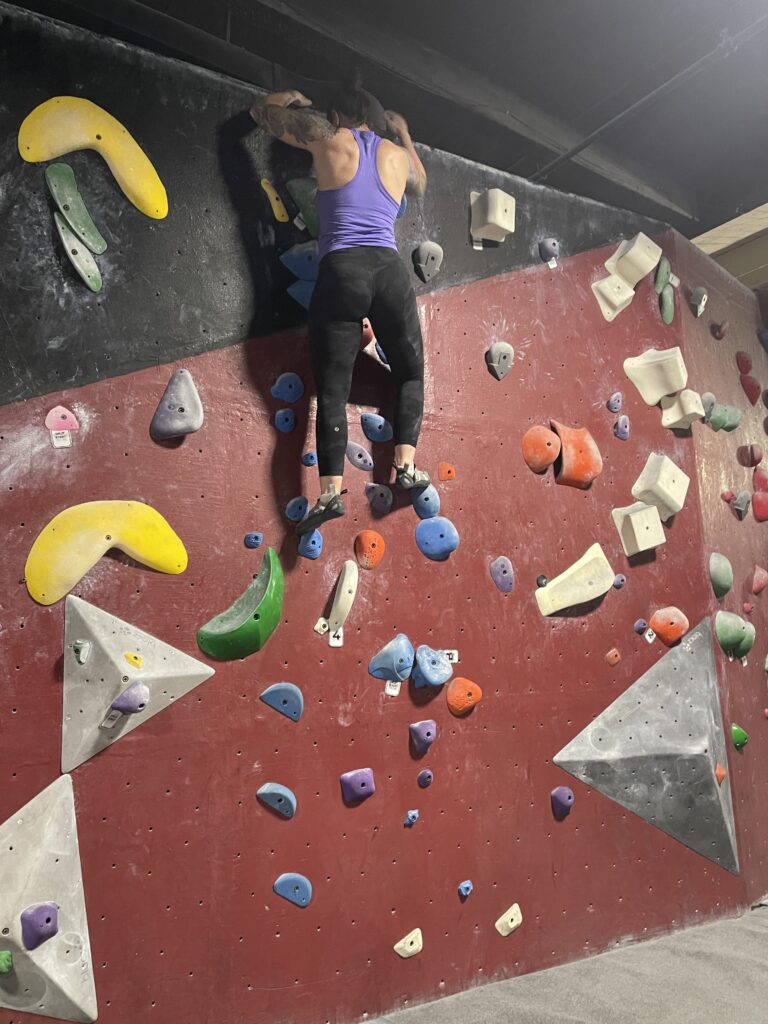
[286,178,319,238]
[0,951,12,975]
[654,255,672,295]
[45,163,107,254]
[709,404,728,431]
[731,724,749,750]
[660,283,674,325]
[197,547,284,659]
[709,553,733,599]
[715,611,755,659]
[722,406,742,432]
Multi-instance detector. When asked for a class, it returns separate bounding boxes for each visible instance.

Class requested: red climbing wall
[2,229,767,1024]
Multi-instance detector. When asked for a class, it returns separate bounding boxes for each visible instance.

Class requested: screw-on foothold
[607,392,623,413]
[613,415,630,441]
[458,879,474,898]
[72,639,91,664]
[613,574,626,589]
[605,648,621,666]
[633,619,648,634]
[417,769,433,788]
[731,723,749,750]
[711,321,728,340]
[550,786,574,821]
[536,575,548,588]
[404,809,420,827]
[301,451,318,467]
[0,951,13,975]
[244,532,263,549]
[275,408,295,433]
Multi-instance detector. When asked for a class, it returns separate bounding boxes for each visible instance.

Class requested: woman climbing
[250,72,429,534]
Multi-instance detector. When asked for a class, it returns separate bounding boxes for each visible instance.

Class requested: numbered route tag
[99,709,123,731]
[384,680,401,697]
[444,649,460,663]
[50,429,72,448]
[329,627,344,648]
[644,629,656,644]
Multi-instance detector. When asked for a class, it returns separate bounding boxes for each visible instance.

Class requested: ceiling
[12,0,768,243]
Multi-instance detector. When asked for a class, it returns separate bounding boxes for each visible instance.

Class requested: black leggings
[309,246,424,477]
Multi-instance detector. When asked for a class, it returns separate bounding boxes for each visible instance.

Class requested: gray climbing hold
[273,872,312,907]
[369,634,414,681]
[340,767,375,803]
[412,241,444,283]
[257,783,297,819]
[701,392,716,423]
[275,408,295,433]
[285,496,309,522]
[613,574,626,589]
[490,556,515,593]
[259,682,303,721]
[404,809,420,827]
[417,769,433,788]
[412,483,441,520]
[72,640,91,665]
[732,491,751,520]
[21,902,59,951]
[346,440,374,472]
[110,681,150,715]
[149,369,204,441]
[270,372,305,403]
[539,238,560,262]
[485,341,515,381]
[614,415,630,441]
[607,392,623,413]
[690,287,708,318]
[361,412,393,443]
[411,646,453,688]
[409,719,438,756]
[365,482,393,514]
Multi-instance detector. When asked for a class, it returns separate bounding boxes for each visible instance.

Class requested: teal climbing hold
[709,553,733,599]
[412,483,441,520]
[715,611,755,659]
[369,634,414,681]
[361,412,393,443]
[415,516,460,561]
[273,872,312,907]
[279,241,319,281]
[257,783,297,819]
[287,279,315,310]
[411,645,453,688]
[259,682,303,721]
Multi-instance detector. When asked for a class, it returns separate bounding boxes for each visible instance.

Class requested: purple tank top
[316,130,400,260]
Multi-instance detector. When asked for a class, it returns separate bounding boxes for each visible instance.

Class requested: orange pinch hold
[521,425,561,474]
[438,462,456,481]
[715,763,727,786]
[550,420,603,489]
[446,677,483,717]
[649,606,689,646]
[605,648,621,666]
[354,530,385,570]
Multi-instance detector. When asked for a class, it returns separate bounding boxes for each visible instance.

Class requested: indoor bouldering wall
[1,5,768,1024]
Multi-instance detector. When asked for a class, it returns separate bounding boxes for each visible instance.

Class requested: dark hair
[329,70,387,134]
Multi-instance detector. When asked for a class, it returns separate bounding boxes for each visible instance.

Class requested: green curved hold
[731,723,749,750]
[709,553,733,599]
[53,212,102,293]
[0,951,13,975]
[286,177,319,238]
[721,406,742,432]
[709,404,728,431]
[197,547,284,659]
[654,255,671,294]
[45,163,107,254]
[715,611,755,659]
[660,283,674,324]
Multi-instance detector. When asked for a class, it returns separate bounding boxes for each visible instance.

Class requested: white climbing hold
[631,453,690,522]
[393,927,423,958]
[623,347,688,406]
[315,559,359,647]
[659,389,705,429]
[592,232,662,322]
[591,274,635,322]
[494,902,523,937]
[611,501,666,557]
[535,543,615,616]
[470,188,515,249]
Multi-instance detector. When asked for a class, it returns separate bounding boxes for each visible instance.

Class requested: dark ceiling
[12,0,768,236]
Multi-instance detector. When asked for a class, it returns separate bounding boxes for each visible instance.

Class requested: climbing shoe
[395,463,431,490]
[295,489,346,535]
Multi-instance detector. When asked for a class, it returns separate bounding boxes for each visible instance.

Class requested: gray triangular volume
[62,596,215,772]
[553,619,738,874]
[0,776,97,1022]
[149,368,204,440]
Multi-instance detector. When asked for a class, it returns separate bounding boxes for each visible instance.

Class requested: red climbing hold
[751,566,768,595]
[354,530,385,570]
[738,444,763,467]
[754,467,768,493]
[446,677,483,717]
[743,603,754,614]
[740,374,761,406]
[753,492,768,522]
[605,648,621,666]
[721,490,735,503]
[550,420,603,489]
[438,462,456,481]
[736,351,752,374]
[715,763,726,786]
[521,425,561,474]
[649,607,689,646]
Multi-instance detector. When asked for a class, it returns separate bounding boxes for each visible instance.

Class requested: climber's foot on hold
[395,463,431,491]
[296,488,346,535]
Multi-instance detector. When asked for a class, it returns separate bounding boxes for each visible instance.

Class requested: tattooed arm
[249,90,336,150]
[384,110,427,198]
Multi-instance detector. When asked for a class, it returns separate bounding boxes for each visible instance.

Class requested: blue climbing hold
[365,483,393,514]
[270,371,305,403]
[279,241,319,282]
[458,880,474,899]
[275,408,295,433]
[411,645,453,688]
[301,451,318,467]
[298,529,323,560]
[259,682,304,721]
[489,556,515,594]
[361,412,394,443]
[397,194,407,219]
[613,573,626,590]
[412,483,441,520]
[607,392,623,413]
[257,783,297,819]
[614,415,630,441]
[285,496,309,522]
[346,440,374,471]
[368,633,414,681]
[244,532,263,549]
[633,618,648,635]
[758,328,768,354]
[417,769,433,788]
[375,341,389,365]
[273,872,312,907]
[415,516,460,561]
[404,809,419,827]
[287,279,315,310]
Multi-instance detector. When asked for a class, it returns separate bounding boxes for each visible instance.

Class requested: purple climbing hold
[633,618,648,635]
[361,413,394,443]
[490,556,515,594]
[365,482,393,514]
[415,516,460,561]
[20,903,59,951]
[417,769,433,788]
[285,496,309,522]
[275,408,295,433]
[346,440,374,472]
[302,451,318,467]
[607,392,623,413]
[375,341,389,365]
[550,786,574,821]
[244,532,263,549]
[404,809,420,827]
[409,719,438,756]
[613,574,626,590]
[110,681,150,715]
[412,483,441,520]
[340,767,375,803]
[298,529,323,560]
[270,371,305,403]
[614,415,630,441]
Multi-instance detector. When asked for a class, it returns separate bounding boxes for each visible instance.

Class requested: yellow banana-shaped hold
[18,97,168,219]
[25,500,187,605]
[260,178,289,222]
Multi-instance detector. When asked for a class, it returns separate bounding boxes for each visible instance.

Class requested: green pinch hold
[731,723,749,750]
[721,406,742,432]
[0,950,13,975]
[715,610,755,660]
[708,404,729,432]
[659,283,674,325]
[196,547,284,659]
[285,177,319,238]
[654,255,672,295]
[45,163,107,254]
[709,553,733,599]
[53,212,103,293]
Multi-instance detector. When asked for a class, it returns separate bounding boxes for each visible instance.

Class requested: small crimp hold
[550,786,574,821]
[404,809,420,827]
[458,879,474,898]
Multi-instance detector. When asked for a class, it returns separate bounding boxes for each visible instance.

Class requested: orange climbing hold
[438,462,456,481]
[605,648,621,666]
[521,425,561,474]
[649,607,689,646]
[550,420,603,489]
[446,677,483,717]
[354,530,385,570]
[715,763,727,785]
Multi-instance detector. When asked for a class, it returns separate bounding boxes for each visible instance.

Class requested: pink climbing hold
[721,490,735,503]
[753,492,768,522]
[743,602,754,615]
[754,467,768,493]
[44,405,79,431]
[736,351,752,374]
[738,444,763,468]
[751,566,768,595]
[740,374,761,406]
